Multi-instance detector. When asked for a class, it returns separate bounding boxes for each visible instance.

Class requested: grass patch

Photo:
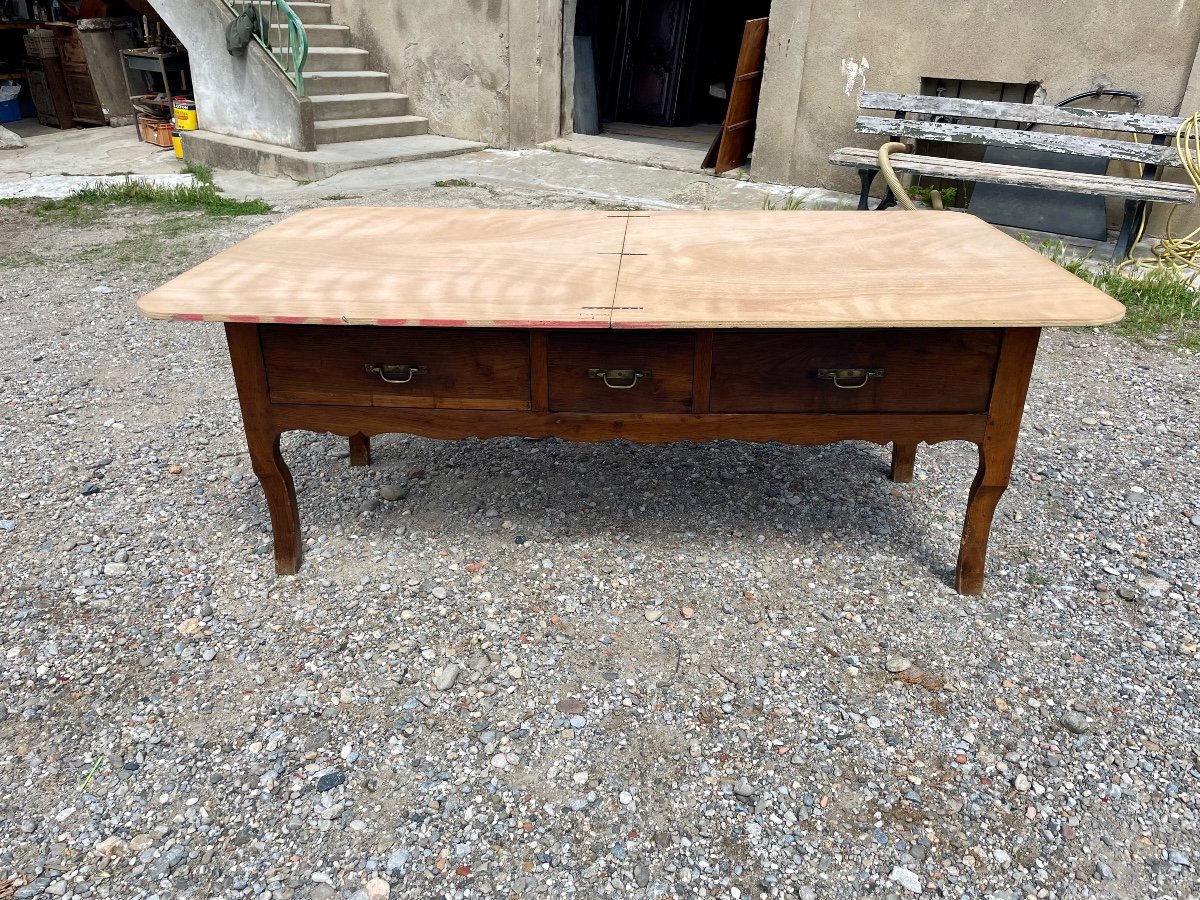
[907,184,957,208]
[1031,238,1200,347]
[762,194,809,211]
[35,177,270,225]
[182,162,215,185]
[433,178,478,188]
[0,198,23,208]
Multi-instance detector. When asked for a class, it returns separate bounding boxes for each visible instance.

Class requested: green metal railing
[223,0,309,95]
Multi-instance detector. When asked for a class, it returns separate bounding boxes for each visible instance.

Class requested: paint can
[171,129,184,159]
[173,98,198,131]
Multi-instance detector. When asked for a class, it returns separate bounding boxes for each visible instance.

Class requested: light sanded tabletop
[137,207,1126,329]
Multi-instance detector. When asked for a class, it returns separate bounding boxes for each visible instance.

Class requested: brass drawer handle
[588,368,651,389]
[817,367,884,390]
[366,364,428,384]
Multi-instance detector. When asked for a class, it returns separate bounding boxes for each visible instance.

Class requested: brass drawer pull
[817,367,884,390]
[588,367,651,389]
[366,364,428,384]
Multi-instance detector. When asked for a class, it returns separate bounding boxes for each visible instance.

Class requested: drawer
[261,326,531,409]
[547,331,694,413]
[710,329,1001,413]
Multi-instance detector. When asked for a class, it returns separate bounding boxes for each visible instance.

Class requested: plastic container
[171,129,184,159]
[0,98,20,124]
[172,98,197,130]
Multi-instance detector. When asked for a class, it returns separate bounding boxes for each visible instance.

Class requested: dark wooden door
[616,0,697,126]
[710,17,769,174]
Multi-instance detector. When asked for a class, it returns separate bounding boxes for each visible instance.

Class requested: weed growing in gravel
[1031,238,1200,348]
[434,178,478,188]
[35,178,270,225]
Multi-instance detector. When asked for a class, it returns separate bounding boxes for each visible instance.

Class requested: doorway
[571,0,771,150]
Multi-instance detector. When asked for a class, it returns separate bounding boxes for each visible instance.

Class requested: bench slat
[829,147,1196,204]
[856,116,1181,167]
[859,91,1187,136]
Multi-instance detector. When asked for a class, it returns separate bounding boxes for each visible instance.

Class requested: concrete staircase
[263,0,428,146]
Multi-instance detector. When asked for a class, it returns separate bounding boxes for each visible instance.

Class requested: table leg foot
[248,432,302,575]
[349,433,371,467]
[955,444,1008,595]
[889,441,917,482]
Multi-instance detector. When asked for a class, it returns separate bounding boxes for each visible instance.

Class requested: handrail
[223,0,309,96]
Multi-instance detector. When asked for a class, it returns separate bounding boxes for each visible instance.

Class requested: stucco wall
[332,0,512,146]
[755,0,1200,194]
[150,0,314,150]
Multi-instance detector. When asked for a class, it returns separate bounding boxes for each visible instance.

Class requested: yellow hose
[878,141,917,211]
[1121,112,1200,280]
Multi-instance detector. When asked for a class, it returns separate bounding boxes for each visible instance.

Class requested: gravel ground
[1,183,1199,900]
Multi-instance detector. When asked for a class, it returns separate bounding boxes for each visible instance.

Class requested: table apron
[263,405,990,446]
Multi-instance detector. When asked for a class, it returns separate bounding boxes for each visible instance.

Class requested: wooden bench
[829,91,1197,260]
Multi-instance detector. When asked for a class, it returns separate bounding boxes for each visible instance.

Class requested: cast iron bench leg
[857,168,878,210]
[1112,199,1145,262]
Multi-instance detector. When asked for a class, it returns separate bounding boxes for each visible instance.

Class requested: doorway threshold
[542,128,749,179]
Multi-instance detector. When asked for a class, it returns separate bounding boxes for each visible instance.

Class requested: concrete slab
[0,123,183,180]
[0,173,198,200]
[182,129,485,181]
[543,132,716,176]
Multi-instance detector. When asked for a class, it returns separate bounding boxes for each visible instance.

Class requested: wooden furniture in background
[138,208,1124,595]
[829,91,1197,259]
[704,17,768,175]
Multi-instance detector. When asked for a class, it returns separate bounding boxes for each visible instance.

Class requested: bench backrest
[856,91,1185,168]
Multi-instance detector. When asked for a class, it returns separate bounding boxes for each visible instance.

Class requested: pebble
[888,866,922,893]
[364,877,391,900]
[885,655,912,673]
[380,484,408,501]
[315,771,346,792]
[1061,710,1091,734]
[733,777,755,799]
[434,664,460,691]
[645,607,663,622]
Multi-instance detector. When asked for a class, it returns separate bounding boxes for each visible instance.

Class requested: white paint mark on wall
[840,56,869,96]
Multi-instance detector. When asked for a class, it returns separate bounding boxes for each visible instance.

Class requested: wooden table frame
[140,208,1123,597]
[225,322,1040,595]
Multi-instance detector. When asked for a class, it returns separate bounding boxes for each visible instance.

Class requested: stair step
[269,23,348,47]
[314,115,429,144]
[286,47,369,72]
[302,70,390,96]
[252,1,330,25]
[310,92,410,121]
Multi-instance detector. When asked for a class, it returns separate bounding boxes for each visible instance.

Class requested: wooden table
[138,209,1124,594]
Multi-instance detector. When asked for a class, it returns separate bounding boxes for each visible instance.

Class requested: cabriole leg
[247,431,303,575]
[955,444,1009,595]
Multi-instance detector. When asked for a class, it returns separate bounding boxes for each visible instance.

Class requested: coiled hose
[878,142,943,210]
[1122,111,1200,279]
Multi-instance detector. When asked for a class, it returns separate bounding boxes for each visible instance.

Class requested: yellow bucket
[171,130,184,159]
[173,98,198,131]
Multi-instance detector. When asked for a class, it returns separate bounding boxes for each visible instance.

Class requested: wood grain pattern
[614,212,1125,328]
[709,329,1001,413]
[269,404,988,447]
[858,91,1188,135]
[138,208,624,327]
[225,324,302,575]
[829,147,1196,203]
[713,17,769,175]
[855,115,1181,166]
[261,326,531,410]
[955,328,1041,595]
[547,331,695,413]
[138,208,1125,330]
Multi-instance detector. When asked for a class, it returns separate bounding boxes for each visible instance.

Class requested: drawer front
[262,326,531,409]
[548,331,694,413]
[710,329,1001,413]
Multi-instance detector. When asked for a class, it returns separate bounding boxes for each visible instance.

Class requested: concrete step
[286,47,369,72]
[309,92,410,121]
[314,115,429,145]
[182,130,486,182]
[269,23,349,47]
[253,1,330,25]
[302,70,391,96]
